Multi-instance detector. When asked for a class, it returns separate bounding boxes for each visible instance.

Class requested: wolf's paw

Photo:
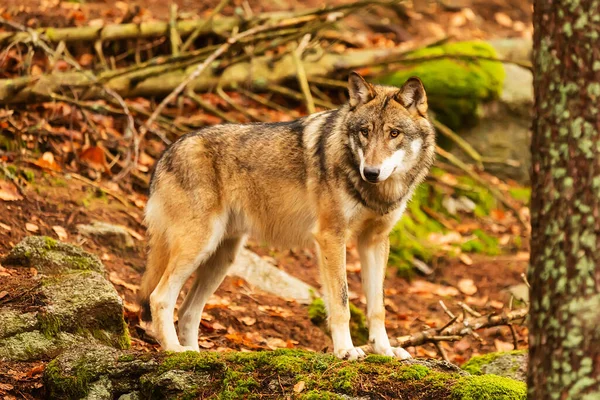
[164,344,197,353]
[334,347,366,360]
[378,346,412,360]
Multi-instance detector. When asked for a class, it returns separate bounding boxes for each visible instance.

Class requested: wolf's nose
[364,167,380,183]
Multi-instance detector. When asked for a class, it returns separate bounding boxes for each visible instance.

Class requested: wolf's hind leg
[358,232,411,360]
[150,218,226,352]
[178,236,246,349]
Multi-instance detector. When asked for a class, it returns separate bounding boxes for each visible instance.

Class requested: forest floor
[0,163,530,398]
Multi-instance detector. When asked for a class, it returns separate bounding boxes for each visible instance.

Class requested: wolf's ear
[396,77,427,116]
[348,71,375,109]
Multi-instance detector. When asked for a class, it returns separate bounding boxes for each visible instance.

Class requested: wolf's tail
[138,230,169,322]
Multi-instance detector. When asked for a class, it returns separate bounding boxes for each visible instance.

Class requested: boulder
[77,222,135,250]
[228,249,319,304]
[462,350,528,383]
[0,237,129,362]
[2,236,104,274]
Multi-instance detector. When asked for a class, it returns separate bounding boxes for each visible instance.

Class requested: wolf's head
[345,72,435,184]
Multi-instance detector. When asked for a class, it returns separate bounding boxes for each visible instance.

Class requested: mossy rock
[0,309,39,339]
[462,350,528,383]
[308,298,369,345]
[45,347,526,399]
[40,271,130,349]
[2,236,104,274]
[375,41,505,130]
[0,331,81,361]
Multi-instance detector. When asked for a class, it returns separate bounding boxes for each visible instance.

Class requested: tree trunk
[529,0,600,398]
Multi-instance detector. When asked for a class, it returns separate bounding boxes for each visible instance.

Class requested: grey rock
[480,352,527,382]
[77,221,135,250]
[2,236,104,274]
[84,376,113,400]
[229,249,319,304]
[0,309,39,339]
[0,331,80,361]
[118,392,141,400]
[40,271,129,349]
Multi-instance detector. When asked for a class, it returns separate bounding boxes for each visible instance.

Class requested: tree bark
[529,0,600,399]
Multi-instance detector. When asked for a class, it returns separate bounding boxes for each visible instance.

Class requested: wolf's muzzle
[363,167,380,183]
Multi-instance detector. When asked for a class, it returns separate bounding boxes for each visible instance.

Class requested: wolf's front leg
[314,229,365,360]
[358,233,411,360]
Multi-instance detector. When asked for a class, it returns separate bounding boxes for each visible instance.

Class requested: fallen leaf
[266,337,288,350]
[78,53,94,67]
[109,271,139,293]
[52,225,68,240]
[465,295,488,307]
[0,290,8,300]
[0,181,23,201]
[239,316,256,326]
[494,339,514,352]
[458,279,478,296]
[199,340,215,349]
[79,146,110,173]
[25,222,39,232]
[494,12,513,27]
[0,382,14,392]
[34,152,61,172]
[459,254,473,266]
[0,222,11,231]
[489,300,504,310]
[212,322,227,331]
[26,364,45,377]
[408,280,459,298]
[453,337,471,352]
[294,381,306,393]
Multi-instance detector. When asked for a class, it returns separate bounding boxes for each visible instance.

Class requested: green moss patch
[2,236,104,274]
[462,350,528,382]
[44,347,528,399]
[451,374,526,399]
[376,41,505,129]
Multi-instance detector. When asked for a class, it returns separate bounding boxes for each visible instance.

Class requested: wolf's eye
[390,129,401,138]
[360,127,369,138]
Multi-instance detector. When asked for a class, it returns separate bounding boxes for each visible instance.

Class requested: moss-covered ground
[44,348,527,399]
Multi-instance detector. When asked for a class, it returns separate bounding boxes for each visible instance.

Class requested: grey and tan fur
[138,72,436,360]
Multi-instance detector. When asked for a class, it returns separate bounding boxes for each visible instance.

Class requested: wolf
[138,72,436,360]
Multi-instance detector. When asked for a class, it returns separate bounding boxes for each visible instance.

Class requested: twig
[439,300,456,319]
[434,342,450,362]
[186,89,238,123]
[508,324,519,350]
[435,145,529,230]
[216,85,267,122]
[458,302,482,318]
[269,84,337,109]
[70,172,130,207]
[169,4,181,56]
[237,88,297,115]
[375,53,533,71]
[181,0,231,53]
[521,273,530,289]
[433,119,483,169]
[292,34,316,114]
[358,308,528,353]
[140,15,319,143]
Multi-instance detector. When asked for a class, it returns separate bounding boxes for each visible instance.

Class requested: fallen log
[0,46,414,104]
